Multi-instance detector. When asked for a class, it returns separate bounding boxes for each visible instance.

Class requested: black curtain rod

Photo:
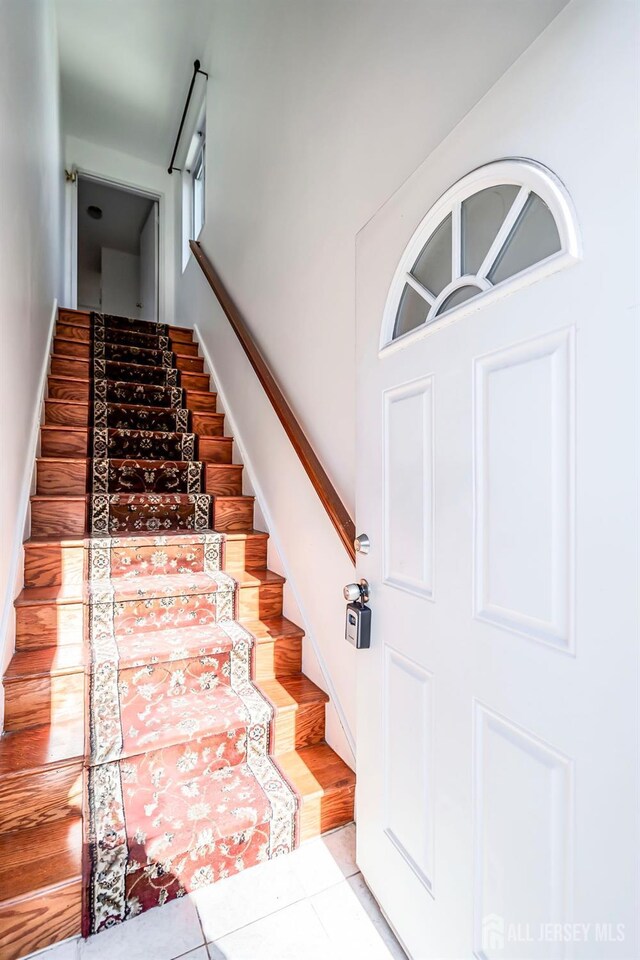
[168,59,208,175]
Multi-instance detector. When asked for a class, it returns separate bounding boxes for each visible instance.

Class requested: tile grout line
[188,899,210,960]
[192,867,364,949]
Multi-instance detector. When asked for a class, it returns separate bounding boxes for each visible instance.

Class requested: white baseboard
[0,298,58,727]
[195,324,356,764]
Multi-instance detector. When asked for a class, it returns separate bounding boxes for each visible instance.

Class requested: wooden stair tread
[242,616,304,642]
[59,308,193,336]
[25,535,85,547]
[278,743,355,800]
[46,376,88,387]
[15,584,82,606]
[224,529,268,540]
[0,720,84,778]
[53,342,199,362]
[4,644,84,681]
[40,424,87,433]
[234,569,286,587]
[30,495,85,502]
[259,674,328,710]
[0,818,82,903]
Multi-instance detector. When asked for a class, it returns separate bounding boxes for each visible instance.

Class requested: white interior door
[101,248,140,318]
[354,14,638,958]
[139,201,159,321]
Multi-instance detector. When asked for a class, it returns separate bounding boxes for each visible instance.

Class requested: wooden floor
[0,307,355,960]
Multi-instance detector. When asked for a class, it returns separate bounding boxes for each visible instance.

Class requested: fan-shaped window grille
[383,160,580,348]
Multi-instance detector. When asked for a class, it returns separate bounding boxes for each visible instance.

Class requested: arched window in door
[382,160,580,348]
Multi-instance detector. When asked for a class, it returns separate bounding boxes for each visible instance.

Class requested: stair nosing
[0,873,83,909]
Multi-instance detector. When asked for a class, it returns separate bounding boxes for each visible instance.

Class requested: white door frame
[65,168,164,322]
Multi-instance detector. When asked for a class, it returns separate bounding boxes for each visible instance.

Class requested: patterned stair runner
[85,313,297,934]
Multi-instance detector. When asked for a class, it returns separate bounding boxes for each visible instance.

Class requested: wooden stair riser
[185,390,217,413]
[31,498,85,537]
[47,377,89,403]
[40,425,233,459]
[45,400,89,428]
[45,398,219,425]
[297,786,356,844]
[181,372,210,391]
[0,880,82,960]
[0,763,83,833]
[237,581,284,620]
[50,358,208,393]
[53,337,89,358]
[37,460,87,496]
[41,427,88,458]
[169,327,194,343]
[56,322,90,342]
[192,412,225,436]
[57,310,90,327]
[23,532,267,589]
[57,309,193,343]
[53,341,203,369]
[23,537,254,587]
[24,543,85,588]
[16,602,83,650]
[214,496,254,531]
[198,437,233,463]
[224,535,267,572]
[204,465,243,496]
[50,358,88,380]
[36,460,246,498]
[56,321,194,355]
[3,672,84,731]
[176,355,205,373]
[173,340,199,357]
[271,702,326,754]
[254,637,302,681]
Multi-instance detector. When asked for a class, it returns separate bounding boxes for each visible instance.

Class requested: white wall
[174,0,566,760]
[0,0,64,705]
[65,135,175,323]
[102,247,140,317]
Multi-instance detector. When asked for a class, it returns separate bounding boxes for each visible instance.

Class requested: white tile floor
[29,825,407,960]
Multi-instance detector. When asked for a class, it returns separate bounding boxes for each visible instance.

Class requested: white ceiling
[55,0,568,174]
[78,178,154,273]
[55,0,215,166]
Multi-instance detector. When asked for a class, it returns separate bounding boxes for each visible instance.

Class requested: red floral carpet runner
[85,313,297,935]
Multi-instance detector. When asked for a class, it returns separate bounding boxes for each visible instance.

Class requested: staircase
[0,308,355,960]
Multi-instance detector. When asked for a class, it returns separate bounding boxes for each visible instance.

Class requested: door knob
[354,533,370,555]
[343,579,370,603]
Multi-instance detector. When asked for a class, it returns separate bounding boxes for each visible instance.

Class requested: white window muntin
[381,159,581,354]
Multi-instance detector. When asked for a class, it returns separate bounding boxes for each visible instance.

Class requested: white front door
[354,13,638,959]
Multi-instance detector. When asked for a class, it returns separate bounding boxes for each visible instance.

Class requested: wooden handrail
[190,240,356,564]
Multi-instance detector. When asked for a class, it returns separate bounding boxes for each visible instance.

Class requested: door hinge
[65,169,77,183]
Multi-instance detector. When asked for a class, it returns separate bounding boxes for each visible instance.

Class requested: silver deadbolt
[343,579,370,603]
[354,533,370,555]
